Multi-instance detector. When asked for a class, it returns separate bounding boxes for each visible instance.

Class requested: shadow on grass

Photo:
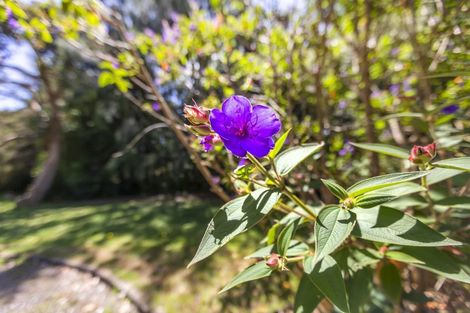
[0,197,290,312]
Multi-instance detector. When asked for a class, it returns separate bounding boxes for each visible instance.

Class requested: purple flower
[209,95,281,158]
[162,20,180,44]
[237,158,249,167]
[390,47,400,57]
[6,8,20,31]
[339,141,355,156]
[389,84,400,96]
[440,104,459,115]
[338,100,347,110]
[211,176,221,185]
[144,28,155,37]
[403,78,412,92]
[200,134,221,152]
[152,102,161,112]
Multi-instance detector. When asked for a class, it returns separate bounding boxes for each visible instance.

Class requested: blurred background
[0,0,468,312]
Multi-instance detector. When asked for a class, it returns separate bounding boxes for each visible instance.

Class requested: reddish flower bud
[409,143,437,164]
[186,124,212,136]
[184,104,209,125]
[266,253,280,268]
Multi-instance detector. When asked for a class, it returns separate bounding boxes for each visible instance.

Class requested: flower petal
[221,95,252,125]
[241,136,275,158]
[248,105,281,138]
[210,108,236,140]
[221,137,247,157]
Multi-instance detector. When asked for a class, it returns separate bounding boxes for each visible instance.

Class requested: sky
[0,39,37,111]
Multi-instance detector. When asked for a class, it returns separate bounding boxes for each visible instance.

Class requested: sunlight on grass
[0,198,290,312]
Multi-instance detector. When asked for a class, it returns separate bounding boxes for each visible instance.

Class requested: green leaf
[355,193,397,208]
[335,248,381,273]
[306,255,350,313]
[268,128,291,158]
[350,143,409,159]
[321,179,349,200]
[188,188,281,267]
[98,71,115,87]
[277,218,301,256]
[219,261,273,294]
[294,275,324,313]
[347,172,429,197]
[245,240,309,259]
[351,206,461,247]
[432,157,470,172]
[435,197,470,210]
[368,182,426,197]
[393,247,470,284]
[347,267,373,313]
[274,143,324,176]
[426,167,464,185]
[385,251,424,264]
[379,262,402,304]
[314,206,355,264]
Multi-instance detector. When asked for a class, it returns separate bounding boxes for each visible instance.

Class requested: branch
[112,123,168,158]
[0,64,39,79]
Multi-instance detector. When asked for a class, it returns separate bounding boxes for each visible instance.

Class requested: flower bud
[409,143,437,164]
[266,253,280,268]
[342,197,355,210]
[199,134,222,151]
[186,124,212,136]
[184,104,209,125]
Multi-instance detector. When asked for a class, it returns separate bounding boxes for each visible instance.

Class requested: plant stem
[283,188,317,220]
[278,202,315,221]
[247,154,317,220]
[420,169,437,224]
[246,154,279,184]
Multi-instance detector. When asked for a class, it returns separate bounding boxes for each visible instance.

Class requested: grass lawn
[0,196,291,312]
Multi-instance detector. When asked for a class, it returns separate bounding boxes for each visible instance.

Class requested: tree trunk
[17,116,61,207]
[356,0,380,176]
[17,59,61,207]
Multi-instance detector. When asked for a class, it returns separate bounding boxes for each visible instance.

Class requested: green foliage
[274,143,324,176]
[350,142,409,159]
[314,206,355,264]
[188,188,282,267]
[276,217,300,256]
[347,172,429,197]
[305,255,350,313]
[294,275,323,313]
[432,157,470,172]
[321,179,349,200]
[379,262,402,304]
[219,261,273,294]
[352,206,461,247]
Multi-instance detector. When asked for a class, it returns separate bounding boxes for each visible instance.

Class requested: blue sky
[0,40,37,111]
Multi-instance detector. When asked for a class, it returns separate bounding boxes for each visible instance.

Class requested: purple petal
[221,95,252,125]
[220,138,247,157]
[210,109,238,140]
[241,137,275,158]
[441,104,459,115]
[248,105,281,138]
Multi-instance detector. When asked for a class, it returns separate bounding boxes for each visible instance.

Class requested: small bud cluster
[183,103,221,151]
[342,197,355,210]
[408,143,436,165]
[265,253,288,271]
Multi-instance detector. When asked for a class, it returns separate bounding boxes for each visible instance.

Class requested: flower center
[235,126,247,137]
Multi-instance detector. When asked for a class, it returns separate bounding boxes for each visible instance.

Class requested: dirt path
[0,258,140,313]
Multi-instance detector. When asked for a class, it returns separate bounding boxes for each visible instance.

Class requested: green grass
[0,197,289,313]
